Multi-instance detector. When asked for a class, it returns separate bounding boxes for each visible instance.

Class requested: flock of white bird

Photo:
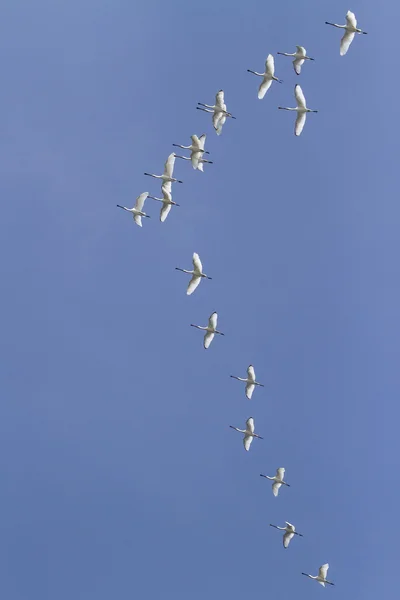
[118,9,367,587]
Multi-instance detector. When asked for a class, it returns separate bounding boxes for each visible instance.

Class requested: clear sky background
[0,1,397,598]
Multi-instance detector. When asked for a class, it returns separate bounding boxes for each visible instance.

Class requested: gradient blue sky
[0,1,396,598]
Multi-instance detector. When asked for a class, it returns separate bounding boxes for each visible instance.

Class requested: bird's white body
[270,521,303,548]
[197,90,235,135]
[277,46,314,75]
[230,417,263,451]
[144,153,183,189]
[302,564,334,587]
[325,11,367,56]
[260,467,290,496]
[147,182,179,223]
[230,365,264,399]
[247,54,282,99]
[278,85,318,136]
[116,192,150,227]
[173,135,210,171]
[191,311,224,348]
[176,253,211,295]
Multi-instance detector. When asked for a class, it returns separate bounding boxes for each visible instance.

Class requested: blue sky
[0,1,396,598]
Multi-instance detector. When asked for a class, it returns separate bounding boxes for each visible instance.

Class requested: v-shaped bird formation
[115,7,368,587]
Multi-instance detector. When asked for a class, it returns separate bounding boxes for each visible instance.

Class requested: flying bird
[190,312,224,348]
[176,253,212,295]
[278,85,318,136]
[197,90,236,135]
[230,417,263,451]
[325,11,367,56]
[144,153,183,189]
[230,365,264,399]
[302,564,335,587]
[147,182,179,222]
[174,154,213,171]
[173,134,210,171]
[247,54,282,99]
[116,192,150,227]
[270,522,303,548]
[277,46,314,75]
[260,467,290,497]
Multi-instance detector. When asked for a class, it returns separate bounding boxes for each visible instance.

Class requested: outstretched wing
[276,467,285,480]
[215,89,225,108]
[213,110,223,131]
[187,275,201,296]
[265,54,275,76]
[294,84,306,109]
[135,192,148,212]
[246,417,255,433]
[340,30,355,56]
[208,312,217,330]
[295,112,306,137]
[296,45,306,56]
[243,434,253,451]
[162,180,172,195]
[247,365,256,382]
[192,252,203,274]
[258,78,273,99]
[245,382,255,400]
[204,331,215,349]
[198,134,206,150]
[293,58,305,75]
[133,214,142,227]
[319,564,329,580]
[346,10,357,28]
[160,203,171,223]
[163,153,175,177]
[283,531,295,548]
[272,482,282,497]
[216,114,226,135]
[191,150,202,170]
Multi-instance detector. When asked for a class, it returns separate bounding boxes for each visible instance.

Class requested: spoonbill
[270,522,303,548]
[277,46,314,75]
[116,192,150,227]
[302,564,334,587]
[172,134,210,155]
[229,417,263,451]
[147,183,179,223]
[144,153,183,188]
[260,467,290,496]
[176,253,212,295]
[174,154,213,172]
[190,311,224,349]
[247,54,282,99]
[230,365,264,399]
[325,11,367,56]
[278,85,318,136]
[197,90,236,135]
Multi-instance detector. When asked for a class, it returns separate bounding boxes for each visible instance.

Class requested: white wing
[163,153,175,177]
[340,30,355,56]
[285,521,295,531]
[296,46,306,56]
[213,110,223,131]
[135,192,148,212]
[276,467,285,481]
[272,482,282,497]
[243,435,253,451]
[162,180,172,195]
[187,274,201,296]
[198,134,206,150]
[346,10,357,28]
[246,417,255,433]
[160,203,171,223]
[245,383,255,400]
[216,114,226,135]
[191,150,202,170]
[208,312,217,330]
[192,253,203,274]
[293,58,305,75]
[247,365,256,382]
[319,564,329,580]
[191,134,200,148]
[258,78,273,100]
[265,54,275,76]
[283,532,295,548]
[295,112,306,137]
[294,84,306,109]
[133,214,142,227]
[215,89,225,108]
[204,331,215,349]
[197,162,204,172]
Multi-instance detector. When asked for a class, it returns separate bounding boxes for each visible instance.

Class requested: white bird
[325,11,367,56]
[247,54,283,99]
[173,134,210,171]
[229,417,263,451]
[302,564,335,587]
[260,467,290,497]
[230,365,264,399]
[270,522,303,549]
[176,252,212,295]
[190,311,224,349]
[197,90,236,135]
[116,192,150,227]
[144,153,183,189]
[277,46,314,75]
[278,85,318,136]
[147,182,179,223]
[174,154,213,172]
